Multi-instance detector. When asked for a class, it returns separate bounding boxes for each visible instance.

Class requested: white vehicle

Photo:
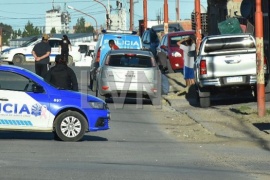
[74,41,96,67]
[0,37,81,66]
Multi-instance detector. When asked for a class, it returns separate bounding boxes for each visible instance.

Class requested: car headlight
[89,101,106,109]
[172,51,181,57]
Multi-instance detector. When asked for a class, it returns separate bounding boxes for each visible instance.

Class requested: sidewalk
[162,72,270,141]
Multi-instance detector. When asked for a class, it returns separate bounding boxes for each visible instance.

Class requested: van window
[108,55,153,68]
[204,37,255,53]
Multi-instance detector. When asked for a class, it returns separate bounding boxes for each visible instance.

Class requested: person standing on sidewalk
[177,36,195,86]
[32,34,51,78]
[59,35,72,60]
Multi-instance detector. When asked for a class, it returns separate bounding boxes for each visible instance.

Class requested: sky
[0,0,207,31]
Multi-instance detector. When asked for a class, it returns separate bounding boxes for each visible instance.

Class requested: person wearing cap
[44,55,78,91]
[59,35,72,60]
[32,34,51,78]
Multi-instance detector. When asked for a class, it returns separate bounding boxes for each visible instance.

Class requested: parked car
[141,23,183,56]
[96,49,161,105]
[0,64,110,141]
[0,37,81,66]
[90,30,143,90]
[156,30,195,73]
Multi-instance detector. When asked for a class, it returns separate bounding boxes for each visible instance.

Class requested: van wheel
[13,55,24,65]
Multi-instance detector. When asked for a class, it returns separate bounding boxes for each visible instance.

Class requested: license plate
[227,76,243,83]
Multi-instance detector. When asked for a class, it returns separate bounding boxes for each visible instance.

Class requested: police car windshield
[20,37,39,47]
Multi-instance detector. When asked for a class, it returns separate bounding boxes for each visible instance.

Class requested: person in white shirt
[177,36,195,86]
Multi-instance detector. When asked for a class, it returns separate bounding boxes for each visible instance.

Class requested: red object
[156,30,195,71]
[200,60,207,75]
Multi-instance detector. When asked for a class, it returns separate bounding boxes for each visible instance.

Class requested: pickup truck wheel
[13,55,24,65]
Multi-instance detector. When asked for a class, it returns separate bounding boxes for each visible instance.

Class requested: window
[170,35,189,47]
[108,55,153,68]
[204,37,256,53]
[0,71,38,92]
[49,40,60,48]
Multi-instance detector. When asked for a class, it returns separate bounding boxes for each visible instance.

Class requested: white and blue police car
[0,64,110,141]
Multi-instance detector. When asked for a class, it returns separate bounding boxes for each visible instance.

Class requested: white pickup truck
[193,34,266,108]
[0,37,81,66]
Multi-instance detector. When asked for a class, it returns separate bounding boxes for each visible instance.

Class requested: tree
[22,21,41,37]
[0,23,13,45]
[74,17,94,33]
[50,27,56,34]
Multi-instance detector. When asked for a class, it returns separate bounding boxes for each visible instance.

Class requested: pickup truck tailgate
[204,53,256,77]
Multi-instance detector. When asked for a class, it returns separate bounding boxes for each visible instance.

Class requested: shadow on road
[0,131,108,142]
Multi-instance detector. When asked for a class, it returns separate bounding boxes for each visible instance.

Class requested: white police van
[0,37,81,66]
[0,63,110,141]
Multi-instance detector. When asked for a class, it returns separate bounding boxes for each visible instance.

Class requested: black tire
[12,55,24,65]
[95,80,99,97]
[198,87,211,108]
[67,56,74,66]
[8,62,14,65]
[54,111,87,142]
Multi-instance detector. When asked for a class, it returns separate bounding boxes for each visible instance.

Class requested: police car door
[0,71,52,131]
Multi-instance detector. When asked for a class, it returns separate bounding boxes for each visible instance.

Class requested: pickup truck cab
[0,37,81,66]
[194,33,260,107]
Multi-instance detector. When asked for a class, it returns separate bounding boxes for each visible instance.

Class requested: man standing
[32,34,51,78]
[59,35,72,60]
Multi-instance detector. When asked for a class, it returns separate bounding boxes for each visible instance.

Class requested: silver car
[97,49,161,104]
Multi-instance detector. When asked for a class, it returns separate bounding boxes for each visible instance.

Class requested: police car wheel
[55,111,87,142]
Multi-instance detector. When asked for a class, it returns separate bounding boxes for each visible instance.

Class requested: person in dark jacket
[32,34,51,78]
[44,55,78,91]
[59,35,72,60]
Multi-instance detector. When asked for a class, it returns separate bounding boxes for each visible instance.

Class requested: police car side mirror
[32,84,44,93]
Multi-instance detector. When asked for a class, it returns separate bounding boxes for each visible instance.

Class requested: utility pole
[195,0,202,54]
[255,0,265,117]
[143,0,147,30]
[130,0,134,30]
[176,0,180,21]
[164,0,169,34]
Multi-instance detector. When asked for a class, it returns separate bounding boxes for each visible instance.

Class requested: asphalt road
[0,63,268,179]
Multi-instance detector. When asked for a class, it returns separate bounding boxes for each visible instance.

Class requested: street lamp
[67,5,98,40]
[93,0,110,29]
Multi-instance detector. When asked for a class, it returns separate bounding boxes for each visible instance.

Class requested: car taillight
[96,47,101,62]
[200,60,207,75]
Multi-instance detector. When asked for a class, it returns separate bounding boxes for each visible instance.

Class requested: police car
[0,64,110,141]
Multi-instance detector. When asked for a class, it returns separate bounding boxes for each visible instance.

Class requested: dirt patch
[160,72,270,142]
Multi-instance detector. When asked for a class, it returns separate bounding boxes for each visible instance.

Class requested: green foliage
[0,23,13,45]
[50,27,56,34]
[22,21,41,37]
[74,17,94,33]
